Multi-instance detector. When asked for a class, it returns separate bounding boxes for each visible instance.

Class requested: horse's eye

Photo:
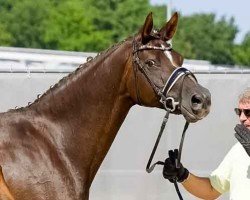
[145,59,156,67]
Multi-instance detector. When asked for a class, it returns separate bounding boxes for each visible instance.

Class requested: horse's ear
[159,12,178,41]
[140,12,153,44]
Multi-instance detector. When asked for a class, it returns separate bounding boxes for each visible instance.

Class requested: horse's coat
[0,13,211,199]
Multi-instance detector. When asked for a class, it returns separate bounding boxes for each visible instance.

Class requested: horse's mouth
[180,106,205,123]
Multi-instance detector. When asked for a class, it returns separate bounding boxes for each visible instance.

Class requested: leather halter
[132,38,197,112]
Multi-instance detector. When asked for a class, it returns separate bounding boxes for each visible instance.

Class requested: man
[163,87,250,199]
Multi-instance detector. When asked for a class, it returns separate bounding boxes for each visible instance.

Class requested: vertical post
[167,0,172,21]
[167,0,172,44]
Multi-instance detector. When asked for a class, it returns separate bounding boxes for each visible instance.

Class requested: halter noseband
[132,38,197,112]
[160,67,197,111]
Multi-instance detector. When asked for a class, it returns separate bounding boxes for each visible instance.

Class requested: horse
[0,12,211,200]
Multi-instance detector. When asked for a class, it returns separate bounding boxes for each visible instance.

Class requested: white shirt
[209,142,250,200]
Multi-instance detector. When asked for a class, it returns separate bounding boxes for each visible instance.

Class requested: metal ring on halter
[160,97,179,112]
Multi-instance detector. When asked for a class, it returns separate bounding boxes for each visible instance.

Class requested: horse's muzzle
[181,86,211,123]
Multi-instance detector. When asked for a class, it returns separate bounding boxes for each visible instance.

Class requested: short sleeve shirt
[209,142,250,200]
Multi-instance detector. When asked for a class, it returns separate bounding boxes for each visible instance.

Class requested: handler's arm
[182,173,221,200]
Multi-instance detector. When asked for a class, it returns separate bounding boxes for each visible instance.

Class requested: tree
[0,0,53,48]
[0,0,249,67]
[43,0,166,51]
[233,33,250,67]
[0,23,12,46]
[43,0,112,51]
[104,0,166,42]
[174,13,238,65]
[0,0,168,52]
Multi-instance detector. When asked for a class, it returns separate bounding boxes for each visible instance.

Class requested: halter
[132,37,197,200]
[132,38,197,112]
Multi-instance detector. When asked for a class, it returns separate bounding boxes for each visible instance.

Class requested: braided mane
[9,37,133,112]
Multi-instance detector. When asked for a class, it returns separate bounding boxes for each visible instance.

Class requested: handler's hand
[235,124,250,157]
[163,149,189,183]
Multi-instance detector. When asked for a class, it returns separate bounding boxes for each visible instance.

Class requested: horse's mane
[8,37,133,112]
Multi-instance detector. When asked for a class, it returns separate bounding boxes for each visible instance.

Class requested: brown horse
[0,13,211,200]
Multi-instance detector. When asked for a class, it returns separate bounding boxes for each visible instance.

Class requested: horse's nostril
[191,94,203,111]
[191,94,202,105]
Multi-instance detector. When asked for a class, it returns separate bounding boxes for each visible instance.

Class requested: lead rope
[146,110,170,173]
[146,111,190,200]
[173,121,189,200]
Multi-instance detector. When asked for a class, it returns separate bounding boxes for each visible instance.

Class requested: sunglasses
[234,108,250,117]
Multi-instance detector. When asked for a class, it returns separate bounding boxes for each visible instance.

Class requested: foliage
[174,14,238,65]
[104,0,166,42]
[233,33,250,67]
[42,0,109,51]
[0,0,165,52]
[0,0,249,66]
[0,0,53,48]
[0,23,12,46]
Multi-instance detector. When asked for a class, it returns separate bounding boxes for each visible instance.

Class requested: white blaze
[164,50,178,68]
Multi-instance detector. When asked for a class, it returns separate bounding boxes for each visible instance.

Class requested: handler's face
[238,101,250,130]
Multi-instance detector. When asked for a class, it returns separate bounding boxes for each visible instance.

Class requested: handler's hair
[239,87,250,103]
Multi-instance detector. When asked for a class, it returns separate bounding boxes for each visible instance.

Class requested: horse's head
[128,12,211,123]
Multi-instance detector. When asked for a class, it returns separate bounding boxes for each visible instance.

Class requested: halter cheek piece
[132,37,197,200]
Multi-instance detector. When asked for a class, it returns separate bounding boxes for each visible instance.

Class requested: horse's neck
[31,40,134,181]
[34,41,133,115]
